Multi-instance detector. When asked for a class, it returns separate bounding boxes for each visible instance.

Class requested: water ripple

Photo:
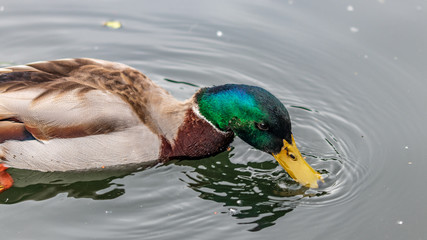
[0,0,392,237]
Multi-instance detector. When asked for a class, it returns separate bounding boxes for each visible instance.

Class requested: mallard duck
[0,58,322,192]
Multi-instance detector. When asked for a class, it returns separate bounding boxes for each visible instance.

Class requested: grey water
[1,0,427,239]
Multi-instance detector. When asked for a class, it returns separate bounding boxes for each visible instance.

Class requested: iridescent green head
[195,84,323,188]
[195,84,291,154]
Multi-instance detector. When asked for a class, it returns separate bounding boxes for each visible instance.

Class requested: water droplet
[347,5,354,12]
[216,31,223,37]
[397,220,403,225]
[105,210,112,214]
[408,162,412,165]
[404,146,409,149]
[350,27,359,33]
[237,200,242,205]
[228,208,239,215]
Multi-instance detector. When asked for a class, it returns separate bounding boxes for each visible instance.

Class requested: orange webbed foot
[0,164,13,193]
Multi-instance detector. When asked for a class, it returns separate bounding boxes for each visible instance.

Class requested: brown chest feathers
[159,109,234,161]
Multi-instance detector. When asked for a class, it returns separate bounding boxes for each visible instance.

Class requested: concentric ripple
[171,79,373,230]
[0,1,397,239]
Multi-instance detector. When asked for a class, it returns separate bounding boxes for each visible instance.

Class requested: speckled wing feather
[0,58,191,171]
[0,58,145,140]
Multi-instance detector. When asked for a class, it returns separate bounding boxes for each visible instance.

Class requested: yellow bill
[273,135,323,188]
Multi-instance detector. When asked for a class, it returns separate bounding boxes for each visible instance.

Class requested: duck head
[196,84,323,188]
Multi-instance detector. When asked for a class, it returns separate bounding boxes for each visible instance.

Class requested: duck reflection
[175,150,326,231]
[0,150,325,231]
[0,164,146,203]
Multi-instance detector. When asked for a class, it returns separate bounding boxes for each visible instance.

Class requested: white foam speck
[350,27,359,33]
[216,31,223,37]
[0,6,4,12]
[397,220,403,225]
[228,208,239,215]
[347,5,354,12]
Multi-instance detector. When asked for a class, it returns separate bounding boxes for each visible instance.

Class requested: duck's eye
[255,122,269,131]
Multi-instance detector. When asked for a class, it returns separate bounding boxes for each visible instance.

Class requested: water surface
[1,0,427,239]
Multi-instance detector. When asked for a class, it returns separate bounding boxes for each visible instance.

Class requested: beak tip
[316,179,325,188]
[304,175,324,189]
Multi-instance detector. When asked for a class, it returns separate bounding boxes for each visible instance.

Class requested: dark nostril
[289,153,296,160]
